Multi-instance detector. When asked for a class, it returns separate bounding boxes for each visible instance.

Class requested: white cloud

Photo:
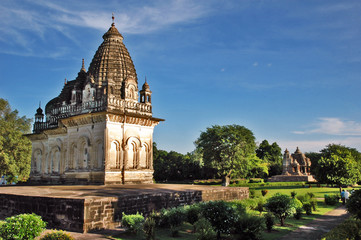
[293,117,361,136]
[253,62,258,67]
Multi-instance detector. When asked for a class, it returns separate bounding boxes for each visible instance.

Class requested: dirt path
[279,205,349,240]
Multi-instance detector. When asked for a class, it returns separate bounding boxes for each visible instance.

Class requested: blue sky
[1,0,361,154]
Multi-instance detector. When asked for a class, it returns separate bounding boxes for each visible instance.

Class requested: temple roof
[88,22,137,87]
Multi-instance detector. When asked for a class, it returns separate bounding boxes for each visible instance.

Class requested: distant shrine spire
[81,58,86,72]
[112,13,115,26]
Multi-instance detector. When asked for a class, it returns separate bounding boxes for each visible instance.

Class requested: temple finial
[112,13,115,26]
[81,58,86,72]
[39,101,41,108]
[145,76,147,83]
[64,78,67,85]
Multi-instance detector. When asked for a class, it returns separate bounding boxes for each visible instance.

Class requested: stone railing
[107,97,152,114]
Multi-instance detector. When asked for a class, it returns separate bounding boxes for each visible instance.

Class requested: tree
[346,189,361,220]
[194,124,257,185]
[265,193,296,226]
[256,140,282,176]
[313,144,361,190]
[0,98,32,182]
[315,154,361,190]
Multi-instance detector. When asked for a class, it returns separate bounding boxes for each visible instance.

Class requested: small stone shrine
[26,17,163,185]
[268,147,316,182]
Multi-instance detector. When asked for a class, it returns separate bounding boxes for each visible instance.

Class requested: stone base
[268,175,316,182]
[0,184,248,233]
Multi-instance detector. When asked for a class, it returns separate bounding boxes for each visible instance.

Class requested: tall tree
[256,140,282,176]
[313,144,361,190]
[0,98,32,182]
[194,124,258,184]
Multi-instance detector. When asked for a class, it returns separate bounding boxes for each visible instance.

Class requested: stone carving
[27,19,164,185]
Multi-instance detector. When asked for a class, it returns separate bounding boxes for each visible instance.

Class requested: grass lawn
[110,184,360,240]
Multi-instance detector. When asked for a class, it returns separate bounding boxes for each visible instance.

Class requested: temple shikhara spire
[27,18,164,185]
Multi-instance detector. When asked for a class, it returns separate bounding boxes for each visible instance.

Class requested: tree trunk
[280,217,285,226]
[221,169,233,187]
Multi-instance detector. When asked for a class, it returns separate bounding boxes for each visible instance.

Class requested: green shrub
[346,189,361,220]
[0,213,46,240]
[143,216,156,240]
[290,191,297,198]
[230,200,247,216]
[194,218,217,240]
[234,214,264,240]
[296,194,311,204]
[306,192,315,199]
[256,198,265,214]
[39,230,74,240]
[158,208,170,228]
[186,204,201,225]
[148,210,162,227]
[264,212,274,232]
[165,207,186,237]
[322,218,361,240]
[249,178,264,183]
[240,198,258,211]
[261,189,268,196]
[249,189,256,198]
[121,212,144,234]
[310,198,318,211]
[303,203,312,215]
[265,193,296,226]
[294,207,303,220]
[324,194,340,206]
[200,201,238,238]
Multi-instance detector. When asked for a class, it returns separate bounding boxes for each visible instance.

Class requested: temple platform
[0,184,248,233]
[268,175,316,182]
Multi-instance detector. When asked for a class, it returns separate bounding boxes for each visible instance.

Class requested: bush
[306,192,315,199]
[322,218,361,240]
[294,207,303,220]
[310,198,318,211]
[186,204,201,225]
[194,218,217,240]
[346,189,361,220]
[324,194,340,206]
[0,213,46,240]
[165,207,186,237]
[39,230,74,240]
[234,214,264,240]
[265,193,296,226]
[121,212,144,234]
[230,200,247,216]
[296,194,311,204]
[143,216,156,240]
[249,189,256,198]
[240,198,258,211]
[200,201,238,238]
[264,212,274,232]
[303,203,312,215]
[256,198,265,214]
[261,189,268,196]
[290,191,297,198]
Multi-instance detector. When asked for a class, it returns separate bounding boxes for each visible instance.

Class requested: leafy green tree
[194,125,257,184]
[265,193,296,226]
[315,154,361,190]
[256,140,282,176]
[346,189,361,220]
[0,98,32,182]
[153,143,203,182]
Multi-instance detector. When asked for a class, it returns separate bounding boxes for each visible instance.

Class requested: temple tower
[27,19,164,185]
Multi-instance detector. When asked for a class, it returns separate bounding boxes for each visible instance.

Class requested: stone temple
[268,147,316,182]
[27,20,163,185]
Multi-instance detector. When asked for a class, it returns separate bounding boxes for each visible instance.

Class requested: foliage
[194,124,259,181]
[200,200,238,238]
[234,214,264,240]
[39,230,74,240]
[249,189,256,198]
[256,198,265,214]
[164,207,186,237]
[324,194,340,206]
[294,207,303,220]
[121,212,144,234]
[143,216,156,240]
[153,143,203,182]
[346,189,361,220]
[322,218,361,240]
[0,98,32,182]
[303,203,312,215]
[256,140,283,176]
[313,144,361,187]
[291,191,297,198]
[0,213,46,240]
[264,212,275,232]
[230,200,247,215]
[261,189,268,196]
[185,204,201,225]
[194,218,217,240]
[310,198,317,211]
[264,193,296,226]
